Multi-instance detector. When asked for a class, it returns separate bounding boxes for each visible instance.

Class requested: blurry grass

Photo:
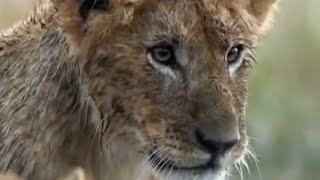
[0,0,319,180]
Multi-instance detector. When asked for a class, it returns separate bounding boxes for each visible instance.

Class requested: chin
[153,169,228,180]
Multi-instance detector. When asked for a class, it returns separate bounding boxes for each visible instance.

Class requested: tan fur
[0,0,278,180]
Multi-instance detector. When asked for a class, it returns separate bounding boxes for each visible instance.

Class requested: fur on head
[49,0,279,179]
[52,0,278,57]
[0,0,278,179]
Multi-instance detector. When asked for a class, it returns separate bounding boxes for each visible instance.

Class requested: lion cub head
[53,0,278,179]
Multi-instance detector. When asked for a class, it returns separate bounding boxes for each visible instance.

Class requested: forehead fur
[92,0,261,35]
[51,0,276,56]
[108,0,273,27]
[94,0,272,42]
[128,0,258,48]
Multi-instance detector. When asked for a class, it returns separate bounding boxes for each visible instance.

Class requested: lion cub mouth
[147,152,228,180]
[148,152,217,172]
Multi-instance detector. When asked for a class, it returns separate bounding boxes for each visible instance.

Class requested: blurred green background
[0,0,319,180]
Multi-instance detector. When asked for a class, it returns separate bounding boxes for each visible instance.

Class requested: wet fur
[0,0,278,180]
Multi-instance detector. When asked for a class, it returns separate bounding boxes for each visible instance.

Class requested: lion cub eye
[149,45,176,66]
[226,45,244,65]
[226,45,245,76]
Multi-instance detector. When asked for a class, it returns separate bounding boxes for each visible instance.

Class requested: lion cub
[0,0,278,180]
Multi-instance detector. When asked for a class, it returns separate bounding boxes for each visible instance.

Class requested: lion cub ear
[79,0,109,20]
[50,0,110,55]
[249,0,278,21]
[248,0,279,30]
[51,0,109,21]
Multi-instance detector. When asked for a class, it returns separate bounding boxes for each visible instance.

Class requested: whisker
[139,146,165,180]
[241,157,250,175]
[166,160,175,180]
[246,146,263,180]
[235,162,244,180]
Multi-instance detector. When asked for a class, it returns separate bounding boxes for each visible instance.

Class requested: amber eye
[149,45,176,66]
[226,45,244,65]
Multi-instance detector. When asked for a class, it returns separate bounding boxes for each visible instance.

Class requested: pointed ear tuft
[249,0,279,22]
[247,0,279,33]
[50,0,110,56]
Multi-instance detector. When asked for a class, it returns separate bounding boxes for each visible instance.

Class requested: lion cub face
[58,0,277,179]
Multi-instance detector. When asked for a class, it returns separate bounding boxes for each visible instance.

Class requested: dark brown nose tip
[194,129,238,155]
[193,121,239,155]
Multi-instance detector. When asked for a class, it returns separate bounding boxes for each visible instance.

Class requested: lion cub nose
[193,120,239,156]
